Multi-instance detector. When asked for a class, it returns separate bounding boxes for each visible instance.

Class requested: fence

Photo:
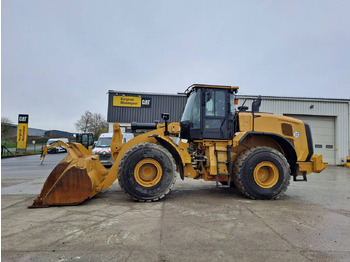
[1,146,14,157]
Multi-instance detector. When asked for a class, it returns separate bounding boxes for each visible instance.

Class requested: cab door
[202,89,229,139]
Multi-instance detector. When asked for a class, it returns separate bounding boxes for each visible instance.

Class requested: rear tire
[118,143,176,202]
[233,146,290,199]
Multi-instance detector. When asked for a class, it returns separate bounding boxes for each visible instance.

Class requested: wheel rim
[253,161,279,188]
[134,158,163,187]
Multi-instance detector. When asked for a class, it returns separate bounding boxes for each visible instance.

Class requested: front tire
[233,146,290,199]
[118,143,176,202]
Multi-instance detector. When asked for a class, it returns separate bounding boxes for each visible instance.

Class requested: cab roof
[185,84,239,95]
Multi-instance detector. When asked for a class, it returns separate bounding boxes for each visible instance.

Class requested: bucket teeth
[28,197,49,208]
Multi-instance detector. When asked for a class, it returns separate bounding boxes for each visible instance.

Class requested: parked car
[46,138,69,154]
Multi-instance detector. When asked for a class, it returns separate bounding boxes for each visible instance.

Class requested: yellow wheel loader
[29,84,327,208]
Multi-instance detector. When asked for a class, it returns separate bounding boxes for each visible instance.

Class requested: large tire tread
[118,142,176,202]
[233,146,290,200]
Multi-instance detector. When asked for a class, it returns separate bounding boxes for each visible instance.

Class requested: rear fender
[234,131,298,175]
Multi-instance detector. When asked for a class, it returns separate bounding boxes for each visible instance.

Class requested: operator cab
[75,133,94,149]
[180,84,238,141]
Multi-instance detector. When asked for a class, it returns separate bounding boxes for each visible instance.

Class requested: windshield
[96,137,112,147]
[181,88,201,128]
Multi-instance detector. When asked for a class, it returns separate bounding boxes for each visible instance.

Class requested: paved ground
[1,154,350,261]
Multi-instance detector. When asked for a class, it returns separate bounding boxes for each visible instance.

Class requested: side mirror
[238,106,249,112]
[161,113,170,121]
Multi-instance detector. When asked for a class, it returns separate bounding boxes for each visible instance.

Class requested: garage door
[284,115,336,165]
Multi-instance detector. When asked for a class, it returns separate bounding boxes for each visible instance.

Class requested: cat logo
[142,99,150,106]
[141,97,152,108]
[18,115,29,123]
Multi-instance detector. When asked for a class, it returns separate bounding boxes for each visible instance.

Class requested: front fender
[150,134,192,180]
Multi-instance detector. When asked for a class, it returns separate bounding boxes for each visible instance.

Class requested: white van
[92,132,134,166]
[122,133,134,143]
[46,138,69,154]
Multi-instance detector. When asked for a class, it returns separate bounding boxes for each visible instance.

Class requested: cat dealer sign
[113,96,151,108]
[17,114,29,150]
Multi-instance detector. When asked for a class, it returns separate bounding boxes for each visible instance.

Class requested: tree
[75,111,93,133]
[90,113,109,138]
[1,117,14,141]
[75,111,108,139]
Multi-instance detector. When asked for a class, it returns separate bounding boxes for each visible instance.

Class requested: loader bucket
[29,143,109,208]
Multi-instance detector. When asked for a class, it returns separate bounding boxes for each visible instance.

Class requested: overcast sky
[2,0,350,132]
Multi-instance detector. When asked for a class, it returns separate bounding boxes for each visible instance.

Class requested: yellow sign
[17,114,29,150]
[113,96,141,107]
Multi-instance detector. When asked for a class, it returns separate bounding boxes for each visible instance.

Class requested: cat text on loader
[29,84,327,208]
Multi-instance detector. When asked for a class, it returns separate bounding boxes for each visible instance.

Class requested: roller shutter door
[284,115,336,165]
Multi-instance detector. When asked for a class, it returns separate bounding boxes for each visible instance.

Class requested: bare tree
[75,111,108,138]
[90,113,108,138]
[75,111,93,132]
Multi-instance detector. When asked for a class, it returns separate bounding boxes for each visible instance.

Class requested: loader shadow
[94,183,247,204]
[26,180,294,209]
[168,185,243,201]
[41,180,293,208]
